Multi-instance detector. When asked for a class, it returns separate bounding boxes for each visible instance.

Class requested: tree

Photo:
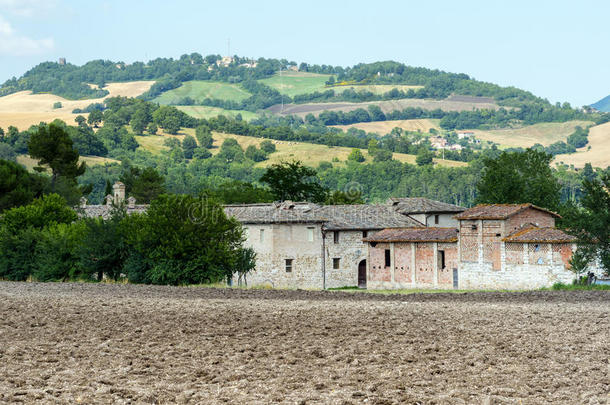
[130,109,148,134]
[217,138,245,163]
[87,110,103,127]
[415,148,434,166]
[561,174,610,275]
[28,123,86,192]
[195,124,214,148]
[476,149,561,211]
[348,148,365,162]
[205,180,274,204]
[0,143,16,161]
[182,135,197,159]
[245,145,267,162]
[123,194,251,285]
[260,140,276,154]
[74,115,87,127]
[0,159,47,212]
[147,123,158,135]
[260,160,328,203]
[325,190,364,205]
[373,149,393,162]
[120,166,165,203]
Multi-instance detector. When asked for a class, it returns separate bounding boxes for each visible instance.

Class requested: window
[285,259,293,272]
[534,244,540,252]
[307,227,314,242]
[362,230,368,238]
[333,231,339,244]
[259,229,265,242]
[434,215,439,225]
[333,258,340,269]
[438,250,446,269]
[384,249,391,267]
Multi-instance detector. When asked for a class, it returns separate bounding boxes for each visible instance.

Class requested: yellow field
[17,154,120,172]
[553,122,610,168]
[135,129,467,168]
[0,81,154,130]
[332,119,441,135]
[471,121,595,148]
[332,84,424,95]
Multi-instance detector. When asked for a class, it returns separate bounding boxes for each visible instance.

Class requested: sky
[0,0,608,106]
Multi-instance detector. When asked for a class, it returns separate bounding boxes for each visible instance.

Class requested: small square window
[434,215,439,225]
[285,259,293,272]
[333,258,340,269]
[362,230,368,238]
[333,231,339,244]
[385,249,391,267]
[307,227,314,242]
[534,244,540,252]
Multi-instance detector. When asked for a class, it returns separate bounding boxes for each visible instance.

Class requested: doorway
[358,260,367,288]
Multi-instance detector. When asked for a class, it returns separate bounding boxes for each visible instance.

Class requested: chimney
[79,196,87,208]
[113,182,126,205]
[105,195,114,206]
[127,196,136,209]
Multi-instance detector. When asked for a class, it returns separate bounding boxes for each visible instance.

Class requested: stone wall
[506,208,555,233]
[324,230,367,288]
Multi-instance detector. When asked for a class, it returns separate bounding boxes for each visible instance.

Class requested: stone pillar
[79,196,87,208]
[127,196,136,209]
[523,242,529,269]
[433,242,439,287]
[547,243,553,266]
[478,219,484,266]
[390,242,395,284]
[113,182,126,205]
[411,243,416,287]
[105,194,114,206]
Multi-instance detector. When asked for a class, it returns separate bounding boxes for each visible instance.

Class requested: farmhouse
[365,204,593,290]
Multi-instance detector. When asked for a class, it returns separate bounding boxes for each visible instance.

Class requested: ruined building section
[364,228,459,289]
[387,197,465,228]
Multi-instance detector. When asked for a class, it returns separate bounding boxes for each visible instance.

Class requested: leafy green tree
[415,148,434,166]
[348,148,365,162]
[32,222,85,281]
[325,190,364,205]
[28,123,86,192]
[147,123,158,135]
[130,109,148,134]
[0,143,16,161]
[195,124,214,148]
[53,101,62,109]
[245,145,267,162]
[217,138,245,163]
[120,166,165,203]
[476,149,561,210]
[373,149,393,162]
[193,148,212,159]
[561,174,610,274]
[124,194,251,285]
[87,110,103,127]
[0,159,47,212]
[74,115,87,127]
[205,180,274,204]
[260,160,328,203]
[260,140,276,154]
[235,247,256,286]
[182,135,197,159]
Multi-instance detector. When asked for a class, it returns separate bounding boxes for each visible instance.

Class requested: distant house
[387,197,464,228]
[430,136,448,149]
[456,131,475,139]
[216,56,234,67]
[58,58,66,65]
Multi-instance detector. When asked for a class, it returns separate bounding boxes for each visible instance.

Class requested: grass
[332,119,441,135]
[176,106,259,121]
[17,154,120,172]
[472,120,595,148]
[553,121,610,168]
[135,128,467,168]
[327,287,518,294]
[542,282,610,291]
[331,84,424,95]
[153,81,252,105]
[258,71,332,97]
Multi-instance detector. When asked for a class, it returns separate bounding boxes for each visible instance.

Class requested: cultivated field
[16,154,120,172]
[268,98,503,117]
[176,106,259,121]
[332,119,441,134]
[0,282,607,404]
[153,81,251,105]
[0,81,154,130]
[332,84,424,95]
[554,121,610,168]
[134,130,467,168]
[472,120,594,148]
[259,71,332,97]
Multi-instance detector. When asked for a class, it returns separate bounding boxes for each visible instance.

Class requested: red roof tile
[503,227,575,243]
[363,227,458,243]
[454,204,560,220]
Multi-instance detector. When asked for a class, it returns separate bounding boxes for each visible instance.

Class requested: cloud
[0,14,54,55]
[0,0,56,17]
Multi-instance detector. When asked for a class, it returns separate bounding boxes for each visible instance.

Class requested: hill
[591,95,610,112]
[553,121,610,168]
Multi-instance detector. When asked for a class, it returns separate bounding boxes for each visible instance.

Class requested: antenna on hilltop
[227,38,230,57]
[279,63,284,113]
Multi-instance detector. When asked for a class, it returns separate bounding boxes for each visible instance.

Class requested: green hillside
[153,81,251,105]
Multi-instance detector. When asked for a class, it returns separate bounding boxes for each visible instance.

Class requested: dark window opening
[434,215,439,225]
[362,230,368,238]
[438,250,446,269]
[285,259,293,272]
[333,231,339,244]
[384,249,391,267]
[333,258,340,269]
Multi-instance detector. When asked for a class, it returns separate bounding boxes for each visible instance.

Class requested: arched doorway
[358,260,367,288]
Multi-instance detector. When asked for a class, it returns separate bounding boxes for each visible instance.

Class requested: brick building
[365,204,599,290]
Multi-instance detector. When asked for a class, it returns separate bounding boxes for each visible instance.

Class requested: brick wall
[506,208,555,233]
[394,243,412,283]
[369,242,391,282]
[438,242,457,285]
[415,243,435,284]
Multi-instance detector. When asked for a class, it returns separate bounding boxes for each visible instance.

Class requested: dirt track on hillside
[0,282,608,404]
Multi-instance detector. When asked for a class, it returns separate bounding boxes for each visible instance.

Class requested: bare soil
[0,282,608,404]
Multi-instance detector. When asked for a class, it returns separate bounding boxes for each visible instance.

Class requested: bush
[53,101,62,109]
[32,222,85,281]
[260,140,276,154]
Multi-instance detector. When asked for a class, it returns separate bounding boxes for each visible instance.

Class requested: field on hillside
[471,120,594,148]
[153,81,251,105]
[332,84,424,95]
[0,81,154,130]
[554,121,610,168]
[16,154,120,172]
[176,106,259,121]
[0,282,607,404]
[332,119,441,134]
[269,97,503,117]
[134,130,467,168]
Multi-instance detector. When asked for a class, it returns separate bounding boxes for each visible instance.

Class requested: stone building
[79,182,148,219]
[387,197,465,228]
[365,204,598,290]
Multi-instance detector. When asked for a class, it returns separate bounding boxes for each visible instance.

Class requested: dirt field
[0,81,154,130]
[554,121,610,168]
[0,282,607,404]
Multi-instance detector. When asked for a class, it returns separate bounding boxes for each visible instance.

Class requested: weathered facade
[387,197,465,228]
[365,204,601,290]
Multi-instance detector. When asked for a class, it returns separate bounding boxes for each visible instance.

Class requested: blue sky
[0,0,608,106]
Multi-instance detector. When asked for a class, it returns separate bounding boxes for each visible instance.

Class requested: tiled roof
[503,227,576,243]
[315,204,423,230]
[78,204,149,220]
[363,227,458,243]
[454,204,560,220]
[387,197,465,214]
[223,202,323,224]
